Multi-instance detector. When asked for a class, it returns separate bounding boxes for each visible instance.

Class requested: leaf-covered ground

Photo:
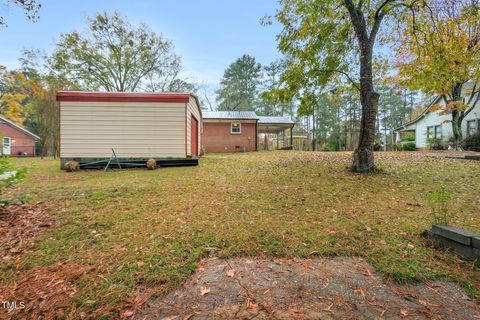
[1,151,479,319]
[138,256,480,319]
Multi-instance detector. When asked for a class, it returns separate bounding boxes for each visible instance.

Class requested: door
[191,116,198,157]
[2,137,11,155]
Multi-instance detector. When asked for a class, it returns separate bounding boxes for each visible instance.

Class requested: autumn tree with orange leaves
[0,67,29,125]
[396,0,480,149]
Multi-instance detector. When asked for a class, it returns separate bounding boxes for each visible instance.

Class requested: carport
[257,116,295,150]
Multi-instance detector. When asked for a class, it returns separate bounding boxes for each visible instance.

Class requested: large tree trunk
[450,84,464,150]
[351,46,378,173]
[451,110,463,150]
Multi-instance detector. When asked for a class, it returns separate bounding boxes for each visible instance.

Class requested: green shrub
[320,143,336,151]
[373,140,382,151]
[402,142,416,151]
[426,185,454,225]
[401,135,415,142]
[462,132,480,151]
[426,138,445,150]
[0,156,24,195]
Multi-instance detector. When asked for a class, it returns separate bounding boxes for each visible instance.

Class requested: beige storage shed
[57,91,202,168]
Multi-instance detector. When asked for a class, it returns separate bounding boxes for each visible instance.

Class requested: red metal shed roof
[56,91,200,105]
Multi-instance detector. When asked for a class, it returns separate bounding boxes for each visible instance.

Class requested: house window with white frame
[427,126,434,139]
[466,120,477,136]
[231,123,241,134]
[434,125,442,140]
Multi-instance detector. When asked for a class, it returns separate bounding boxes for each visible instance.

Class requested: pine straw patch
[0,262,95,320]
[0,202,52,260]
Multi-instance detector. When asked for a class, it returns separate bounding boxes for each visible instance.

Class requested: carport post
[290,126,293,148]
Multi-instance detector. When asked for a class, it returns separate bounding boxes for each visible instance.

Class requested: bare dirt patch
[138,256,480,320]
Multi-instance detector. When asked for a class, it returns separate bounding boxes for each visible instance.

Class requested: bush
[401,135,415,142]
[320,143,336,151]
[426,185,454,225]
[462,132,480,151]
[0,156,24,194]
[426,138,445,150]
[402,142,416,151]
[373,140,382,151]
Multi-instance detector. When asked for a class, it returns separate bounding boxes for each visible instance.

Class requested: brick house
[0,117,40,157]
[202,111,258,153]
[202,111,294,153]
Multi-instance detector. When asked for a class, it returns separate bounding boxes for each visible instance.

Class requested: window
[231,123,241,134]
[427,126,434,139]
[434,125,442,140]
[467,120,477,136]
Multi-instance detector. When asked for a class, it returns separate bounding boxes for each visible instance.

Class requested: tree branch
[465,90,480,118]
[370,0,395,41]
[344,0,369,42]
[466,79,479,105]
[315,69,361,91]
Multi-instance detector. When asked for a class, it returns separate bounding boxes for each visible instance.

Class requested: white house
[395,93,480,148]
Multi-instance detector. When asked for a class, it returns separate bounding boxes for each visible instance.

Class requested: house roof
[257,116,295,125]
[0,117,40,140]
[56,91,201,109]
[394,95,445,132]
[202,111,259,120]
[202,111,296,125]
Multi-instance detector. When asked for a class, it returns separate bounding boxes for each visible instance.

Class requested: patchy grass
[1,151,479,318]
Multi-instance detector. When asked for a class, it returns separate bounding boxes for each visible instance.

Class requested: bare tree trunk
[450,84,464,150]
[351,45,378,172]
[40,141,47,160]
[451,111,463,150]
[312,111,317,151]
[344,0,385,172]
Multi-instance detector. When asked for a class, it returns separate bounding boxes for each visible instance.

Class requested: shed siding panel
[60,101,186,158]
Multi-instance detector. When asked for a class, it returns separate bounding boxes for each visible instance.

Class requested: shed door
[191,116,198,157]
[2,137,11,155]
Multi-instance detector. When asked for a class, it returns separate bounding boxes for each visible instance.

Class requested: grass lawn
[1,151,479,318]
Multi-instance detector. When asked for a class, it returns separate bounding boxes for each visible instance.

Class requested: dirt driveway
[138,256,479,320]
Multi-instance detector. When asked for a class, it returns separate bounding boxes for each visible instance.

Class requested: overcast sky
[0,0,283,91]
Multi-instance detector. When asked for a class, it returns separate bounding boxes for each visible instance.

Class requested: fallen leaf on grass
[200,287,210,296]
[121,310,134,318]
